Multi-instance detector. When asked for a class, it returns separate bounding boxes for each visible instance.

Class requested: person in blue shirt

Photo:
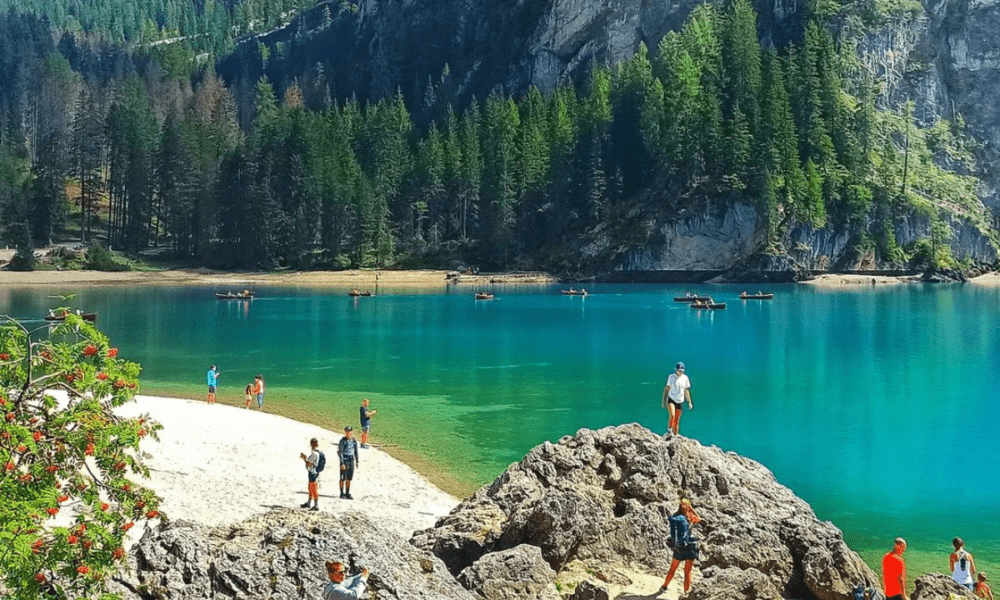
[322,561,368,599]
[338,426,360,499]
[206,365,219,404]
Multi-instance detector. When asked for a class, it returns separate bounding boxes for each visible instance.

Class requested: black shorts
[669,400,684,412]
[340,462,355,481]
[208,386,216,393]
[672,541,699,561]
[886,595,904,600]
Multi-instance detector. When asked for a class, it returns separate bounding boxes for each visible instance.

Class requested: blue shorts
[362,424,371,433]
[340,462,355,481]
[208,386,216,394]
[672,541,699,561]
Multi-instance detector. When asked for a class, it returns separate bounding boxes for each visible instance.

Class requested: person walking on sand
[660,498,702,595]
[323,561,369,600]
[951,537,978,590]
[976,573,994,600]
[300,438,325,511]
[662,362,692,435]
[359,398,377,448]
[253,374,265,410]
[882,537,908,600]
[206,365,220,404]
[338,426,360,499]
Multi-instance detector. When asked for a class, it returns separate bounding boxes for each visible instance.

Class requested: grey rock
[414,424,877,600]
[109,509,476,600]
[457,544,560,600]
[688,566,783,600]
[569,579,610,600]
[912,573,979,600]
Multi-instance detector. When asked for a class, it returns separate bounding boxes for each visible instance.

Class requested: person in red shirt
[882,537,908,600]
[976,572,994,600]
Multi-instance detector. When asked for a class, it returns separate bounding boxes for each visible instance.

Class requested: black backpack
[316,451,326,473]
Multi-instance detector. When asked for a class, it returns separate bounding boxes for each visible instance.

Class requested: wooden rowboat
[348,290,375,297]
[474,292,494,300]
[216,292,254,300]
[674,295,712,302]
[739,293,774,300]
[44,312,97,322]
[561,289,588,296]
[690,300,726,310]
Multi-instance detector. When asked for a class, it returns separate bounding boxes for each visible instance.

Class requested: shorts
[668,400,684,412]
[308,472,318,483]
[886,595,904,600]
[362,424,371,433]
[340,462,355,481]
[208,386,216,394]
[256,393,264,406]
[672,541,699,561]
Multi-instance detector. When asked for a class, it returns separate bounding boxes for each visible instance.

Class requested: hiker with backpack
[951,537,978,590]
[300,438,326,511]
[660,498,702,595]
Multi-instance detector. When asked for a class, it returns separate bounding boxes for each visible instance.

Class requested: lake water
[2,281,997,578]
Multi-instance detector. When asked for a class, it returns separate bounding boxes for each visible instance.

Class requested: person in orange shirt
[882,537,908,600]
[253,374,265,410]
[976,573,994,600]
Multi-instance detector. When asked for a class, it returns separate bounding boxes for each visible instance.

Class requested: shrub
[84,246,130,272]
[0,314,162,599]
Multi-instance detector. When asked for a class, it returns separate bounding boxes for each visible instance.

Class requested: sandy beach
[114,395,459,543]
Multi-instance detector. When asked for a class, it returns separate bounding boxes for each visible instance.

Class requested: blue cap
[676,362,685,370]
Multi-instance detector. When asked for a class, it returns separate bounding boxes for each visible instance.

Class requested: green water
[3,282,998,579]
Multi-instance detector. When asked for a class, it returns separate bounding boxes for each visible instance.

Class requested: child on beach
[244,383,254,409]
[977,573,994,600]
[300,438,324,511]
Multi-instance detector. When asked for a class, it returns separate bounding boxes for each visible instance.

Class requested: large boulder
[109,509,476,600]
[457,544,560,600]
[413,424,877,600]
[912,573,978,600]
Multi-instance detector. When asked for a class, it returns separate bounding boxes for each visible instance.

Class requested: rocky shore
[104,423,985,600]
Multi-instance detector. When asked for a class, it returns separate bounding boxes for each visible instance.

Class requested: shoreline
[1,266,996,288]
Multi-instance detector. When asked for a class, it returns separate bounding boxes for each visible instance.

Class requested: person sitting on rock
[322,561,369,600]
[660,498,702,595]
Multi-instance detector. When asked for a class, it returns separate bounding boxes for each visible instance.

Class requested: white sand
[115,395,459,542]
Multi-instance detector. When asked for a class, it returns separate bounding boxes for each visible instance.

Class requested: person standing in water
[359,398,377,448]
[662,362,692,435]
[206,365,220,404]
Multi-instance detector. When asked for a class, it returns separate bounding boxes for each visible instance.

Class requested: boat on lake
[739,292,774,300]
[44,311,97,322]
[674,295,713,302]
[690,299,726,310]
[561,288,588,296]
[474,292,495,300]
[216,291,255,300]
[348,289,375,297]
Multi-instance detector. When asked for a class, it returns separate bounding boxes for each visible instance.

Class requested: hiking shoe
[344,493,353,500]
[659,585,669,593]
[309,505,319,512]
[361,444,371,449]
[339,492,345,499]
[300,501,311,508]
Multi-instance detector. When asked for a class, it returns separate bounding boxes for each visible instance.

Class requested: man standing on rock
[338,426,360,499]
[882,537,909,600]
[662,362,692,435]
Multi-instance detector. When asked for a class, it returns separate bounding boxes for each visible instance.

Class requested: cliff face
[218,0,1000,275]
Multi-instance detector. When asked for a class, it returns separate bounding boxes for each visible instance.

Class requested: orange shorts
[308,481,318,499]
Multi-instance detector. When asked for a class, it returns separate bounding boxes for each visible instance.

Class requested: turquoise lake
[2,281,997,577]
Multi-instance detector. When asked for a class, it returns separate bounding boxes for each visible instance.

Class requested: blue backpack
[316,452,326,473]
[668,514,691,547]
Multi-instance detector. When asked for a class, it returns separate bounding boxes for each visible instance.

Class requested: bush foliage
[0,314,162,599]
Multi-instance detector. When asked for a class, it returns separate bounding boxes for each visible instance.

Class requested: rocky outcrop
[413,425,878,600]
[108,509,476,600]
[911,573,979,600]
[457,544,560,600]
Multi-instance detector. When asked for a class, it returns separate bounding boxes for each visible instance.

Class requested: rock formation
[108,509,476,600]
[911,573,979,600]
[413,424,878,600]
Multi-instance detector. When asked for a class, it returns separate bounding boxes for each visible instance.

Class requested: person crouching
[323,561,369,600]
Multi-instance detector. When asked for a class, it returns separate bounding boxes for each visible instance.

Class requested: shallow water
[3,281,997,578]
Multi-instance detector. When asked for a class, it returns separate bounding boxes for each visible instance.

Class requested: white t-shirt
[307,449,320,476]
[666,373,690,403]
